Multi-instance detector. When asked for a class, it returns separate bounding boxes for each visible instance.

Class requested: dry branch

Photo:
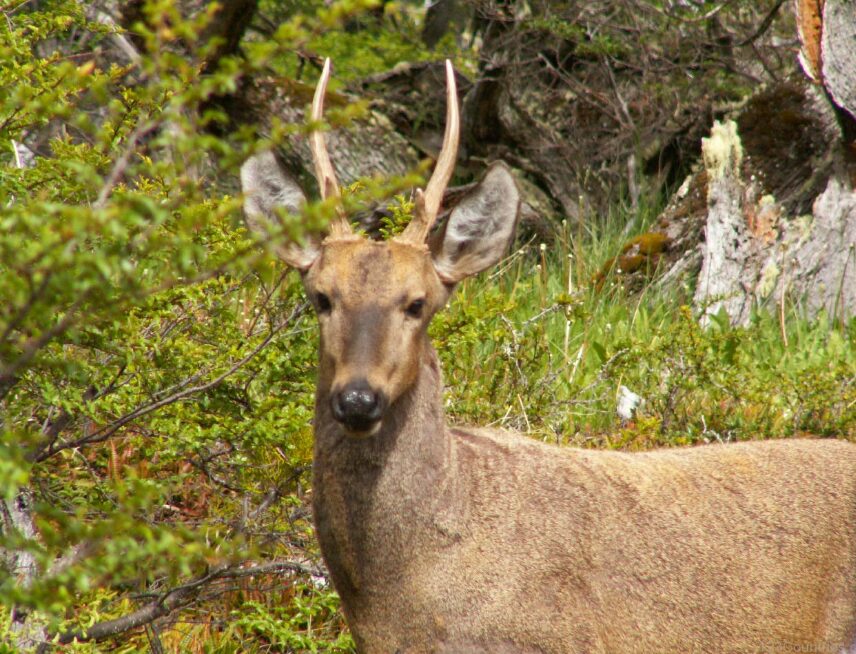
[53,560,323,647]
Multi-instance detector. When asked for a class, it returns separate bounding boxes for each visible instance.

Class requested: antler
[398,60,460,245]
[311,58,352,238]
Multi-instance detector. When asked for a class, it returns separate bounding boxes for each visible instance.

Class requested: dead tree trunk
[693,117,856,325]
[796,0,856,156]
[687,0,856,324]
[693,121,755,324]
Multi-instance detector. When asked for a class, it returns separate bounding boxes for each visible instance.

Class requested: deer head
[241,60,520,437]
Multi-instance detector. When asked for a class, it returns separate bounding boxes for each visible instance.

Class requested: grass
[435,204,856,448]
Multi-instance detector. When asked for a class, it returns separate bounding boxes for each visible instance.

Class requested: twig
[55,585,196,645]
[521,303,563,328]
[94,121,158,209]
[0,296,87,401]
[251,465,310,521]
[648,0,732,24]
[0,271,53,346]
[737,0,787,47]
[188,446,244,494]
[91,8,141,65]
[11,138,35,168]
[53,560,323,646]
[779,246,788,348]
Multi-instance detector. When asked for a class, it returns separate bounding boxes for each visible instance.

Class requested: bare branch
[0,271,53,346]
[94,121,158,209]
[0,296,88,402]
[55,585,195,645]
[53,560,323,646]
[736,0,787,47]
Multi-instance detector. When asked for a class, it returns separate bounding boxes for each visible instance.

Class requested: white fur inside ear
[432,162,520,282]
[240,151,319,270]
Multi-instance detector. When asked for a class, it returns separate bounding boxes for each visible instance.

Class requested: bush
[0,1,340,650]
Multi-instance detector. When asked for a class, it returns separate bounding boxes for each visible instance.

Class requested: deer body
[314,345,856,652]
[242,60,856,653]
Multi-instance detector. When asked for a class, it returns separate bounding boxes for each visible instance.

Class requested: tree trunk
[658,1,856,324]
[200,0,260,73]
[693,121,755,324]
[1,490,49,652]
[691,106,856,325]
[796,0,856,156]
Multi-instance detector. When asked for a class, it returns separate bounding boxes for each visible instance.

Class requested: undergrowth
[435,207,855,449]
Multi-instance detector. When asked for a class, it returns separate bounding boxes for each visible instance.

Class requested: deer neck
[311,343,459,594]
[313,340,451,496]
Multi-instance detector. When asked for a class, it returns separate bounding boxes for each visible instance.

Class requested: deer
[240,59,856,654]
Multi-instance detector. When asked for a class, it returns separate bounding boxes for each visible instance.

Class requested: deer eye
[315,292,332,314]
[405,298,425,318]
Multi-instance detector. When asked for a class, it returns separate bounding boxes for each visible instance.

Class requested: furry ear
[240,151,319,270]
[430,162,520,283]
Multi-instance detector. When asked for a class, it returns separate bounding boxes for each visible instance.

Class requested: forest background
[1,0,854,651]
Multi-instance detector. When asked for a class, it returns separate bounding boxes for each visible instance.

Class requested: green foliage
[227,589,354,652]
[258,0,458,83]
[433,208,856,448]
[378,194,414,238]
[0,1,337,650]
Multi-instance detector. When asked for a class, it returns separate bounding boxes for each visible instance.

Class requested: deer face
[304,239,446,435]
[240,60,520,437]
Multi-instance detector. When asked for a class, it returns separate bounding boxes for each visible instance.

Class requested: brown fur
[306,237,856,654]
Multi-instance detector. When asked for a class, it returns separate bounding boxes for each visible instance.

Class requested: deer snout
[330,379,387,435]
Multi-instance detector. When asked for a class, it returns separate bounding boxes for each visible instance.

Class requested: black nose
[331,380,386,432]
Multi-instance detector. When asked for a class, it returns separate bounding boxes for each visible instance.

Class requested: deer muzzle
[330,378,388,436]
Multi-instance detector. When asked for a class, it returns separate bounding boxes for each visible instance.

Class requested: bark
[689,105,856,325]
[693,121,754,324]
[285,99,419,194]
[459,8,586,224]
[360,61,472,147]
[488,85,590,225]
[626,79,837,310]
[794,0,823,84]
[684,0,856,324]
[1,490,49,652]
[422,0,459,49]
[118,0,259,62]
[52,560,322,647]
[819,0,856,154]
[2,127,49,654]
[796,0,856,155]
[55,587,196,646]
[780,173,856,320]
[200,0,259,73]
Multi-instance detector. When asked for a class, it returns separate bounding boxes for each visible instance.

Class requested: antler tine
[399,59,460,244]
[311,58,352,238]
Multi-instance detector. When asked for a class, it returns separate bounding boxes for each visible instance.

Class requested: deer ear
[241,151,319,271]
[430,162,520,283]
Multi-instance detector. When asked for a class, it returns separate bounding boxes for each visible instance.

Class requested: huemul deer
[241,60,856,654]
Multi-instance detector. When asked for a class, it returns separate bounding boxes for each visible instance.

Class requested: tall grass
[434,205,856,448]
